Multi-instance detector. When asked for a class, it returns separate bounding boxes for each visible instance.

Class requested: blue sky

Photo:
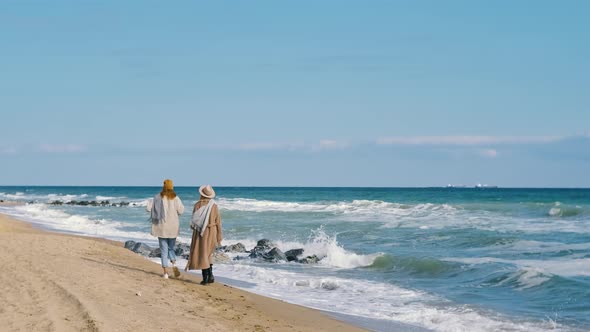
[1,1,589,187]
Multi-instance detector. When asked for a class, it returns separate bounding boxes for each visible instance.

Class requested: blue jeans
[158,237,177,268]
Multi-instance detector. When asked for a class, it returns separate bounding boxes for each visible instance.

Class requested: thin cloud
[312,140,351,151]
[28,134,585,156]
[376,135,563,146]
[39,144,88,153]
[234,140,351,152]
[0,146,17,155]
[236,141,306,152]
[479,149,498,158]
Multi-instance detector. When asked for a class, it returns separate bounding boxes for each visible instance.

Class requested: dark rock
[140,242,190,258]
[285,248,304,262]
[262,247,287,262]
[124,240,136,250]
[224,243,247,253]
[131,242,153,256]
[256,239,274,249]
[149,247,161,258]
[175,243,190,257]
[298,255,320,264]
[57,200,132,207]
[248,246,267,259]
[248,239,275,259]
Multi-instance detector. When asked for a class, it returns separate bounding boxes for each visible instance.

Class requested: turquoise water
[1,186,589,331]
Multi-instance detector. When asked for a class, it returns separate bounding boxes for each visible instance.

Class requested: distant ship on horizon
[475,183,498,188]
[446,184,499,188]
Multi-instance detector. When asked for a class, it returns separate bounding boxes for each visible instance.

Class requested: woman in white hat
[186,185,222,285]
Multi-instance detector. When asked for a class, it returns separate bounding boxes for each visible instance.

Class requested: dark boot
[208,264,214,283]
[200,268,210,285]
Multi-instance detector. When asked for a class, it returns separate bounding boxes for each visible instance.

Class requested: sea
[1,186,589,332]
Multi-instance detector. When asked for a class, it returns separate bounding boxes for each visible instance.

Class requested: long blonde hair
[160,179,177,199]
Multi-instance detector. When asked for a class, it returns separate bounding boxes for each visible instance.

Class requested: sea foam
[218,197,457,217]
[0,192,89,202]
[225,227,382,269]
[197,262,564,332]
[0,204,156,243]
[444,256,590,278]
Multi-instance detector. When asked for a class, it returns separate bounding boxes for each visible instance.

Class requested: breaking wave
[548,202,584,217]
[369,255,458,276]
[444,256,590,280]
[1,204,154,242]
[226,227,382,269]
[0,191,90,202]
[218,197,457,218]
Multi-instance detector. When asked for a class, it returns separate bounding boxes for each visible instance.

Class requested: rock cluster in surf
[49,200,133,207]
[124,238,320,264]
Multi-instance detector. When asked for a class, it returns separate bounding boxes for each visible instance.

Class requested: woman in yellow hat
[147,179,185,279]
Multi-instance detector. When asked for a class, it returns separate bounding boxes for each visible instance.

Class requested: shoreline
[0,208,425,331]
[0,211,363,331]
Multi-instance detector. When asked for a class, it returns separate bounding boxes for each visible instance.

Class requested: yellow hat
[163,179,174,190]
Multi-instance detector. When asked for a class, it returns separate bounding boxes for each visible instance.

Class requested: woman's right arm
[215,205,222,245]
[146,198,153,213]
[176,198,185,215]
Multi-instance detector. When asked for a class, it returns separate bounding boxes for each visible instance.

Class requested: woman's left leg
[167,238,181,277]
[158,237,170,278]
[167,238,177,264]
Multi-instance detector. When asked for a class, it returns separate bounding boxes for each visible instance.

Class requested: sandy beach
[0,212,367,332]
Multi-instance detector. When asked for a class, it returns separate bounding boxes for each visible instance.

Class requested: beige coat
[187,200,222,270]
[146,196,185,238]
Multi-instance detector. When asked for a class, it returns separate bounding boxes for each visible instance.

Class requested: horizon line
[1,184,590,190]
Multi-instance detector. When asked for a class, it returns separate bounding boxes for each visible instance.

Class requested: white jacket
[146,196,185,238]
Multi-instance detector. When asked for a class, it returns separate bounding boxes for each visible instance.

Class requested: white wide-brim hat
[199,184,216,199]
